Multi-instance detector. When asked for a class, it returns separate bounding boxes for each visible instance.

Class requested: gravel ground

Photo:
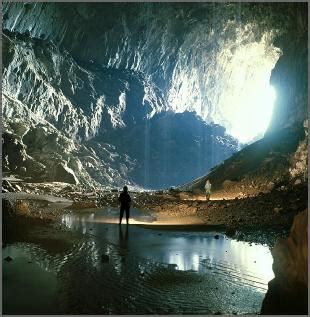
[2,182,307,246]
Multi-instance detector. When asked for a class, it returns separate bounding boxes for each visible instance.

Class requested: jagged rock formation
[2,3,307,190]
[3,2,281,94]
[3,3,249,189]
[2,28,238,189]
[261,209,308,314]
[2,31,145,188]
[2,3,282,141]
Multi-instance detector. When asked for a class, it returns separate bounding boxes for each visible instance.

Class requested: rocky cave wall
[261,209,308,314]
[180,3,308,194]
[2,25,238,189]
[267,4,308,133]
[2,2,308,189]
[2,3,285,137]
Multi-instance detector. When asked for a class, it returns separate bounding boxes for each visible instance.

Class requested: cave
[2,2,308,315]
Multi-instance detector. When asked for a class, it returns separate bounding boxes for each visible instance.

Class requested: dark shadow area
[100,111,238,189]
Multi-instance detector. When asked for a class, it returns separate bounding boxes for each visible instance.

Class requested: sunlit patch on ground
[62,209,204,227]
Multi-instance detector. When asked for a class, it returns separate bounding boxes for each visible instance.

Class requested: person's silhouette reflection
[119,225,129,257]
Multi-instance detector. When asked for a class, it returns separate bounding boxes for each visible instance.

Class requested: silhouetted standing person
[119,186,131,225]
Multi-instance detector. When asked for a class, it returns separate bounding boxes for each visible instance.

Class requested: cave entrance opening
[215,32,280,144]
[168,24,281,145]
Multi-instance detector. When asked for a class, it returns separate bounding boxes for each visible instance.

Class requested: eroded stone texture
[261,209,308,314]
[2,3,307,190]
[289,127,308,182]
[2,28,239,189]
[267,5,308,133]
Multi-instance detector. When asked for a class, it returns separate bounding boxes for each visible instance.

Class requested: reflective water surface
[3,208,274,314]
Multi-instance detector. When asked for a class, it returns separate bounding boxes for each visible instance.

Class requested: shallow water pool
[3,207,274,314]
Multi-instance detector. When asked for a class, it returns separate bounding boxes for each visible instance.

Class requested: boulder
[266,181,275,191]
[225,228,236,237]
[20,166,27,173]
[14,184,22,192]
[294,178,302,185]
[15,200,30,215]
[273,209,307,285]
[52,163,79,185]
[261,209,308,314]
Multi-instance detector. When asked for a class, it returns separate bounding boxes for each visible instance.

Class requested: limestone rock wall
[4,3,305,135]
[2,16,240,189]
[267,4,308,133]
[2,2,307,189]
[261,209,308,314]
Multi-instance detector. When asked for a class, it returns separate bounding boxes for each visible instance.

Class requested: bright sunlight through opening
[218,37,279,143]
[223,75,277,144]
[168,26,281,144]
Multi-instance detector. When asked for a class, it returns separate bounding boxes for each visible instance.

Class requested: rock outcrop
[261,209,308,314]
[267,4,308,134]
[179,124,306,197]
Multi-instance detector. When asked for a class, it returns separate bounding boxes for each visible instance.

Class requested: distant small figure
[205,179,212,201]
[119,185,131,225]
[303,119,308,136]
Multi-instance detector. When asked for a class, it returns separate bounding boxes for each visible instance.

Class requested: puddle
[3,207,275,314]
[2,244,59,314]
[61,208,274,289]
